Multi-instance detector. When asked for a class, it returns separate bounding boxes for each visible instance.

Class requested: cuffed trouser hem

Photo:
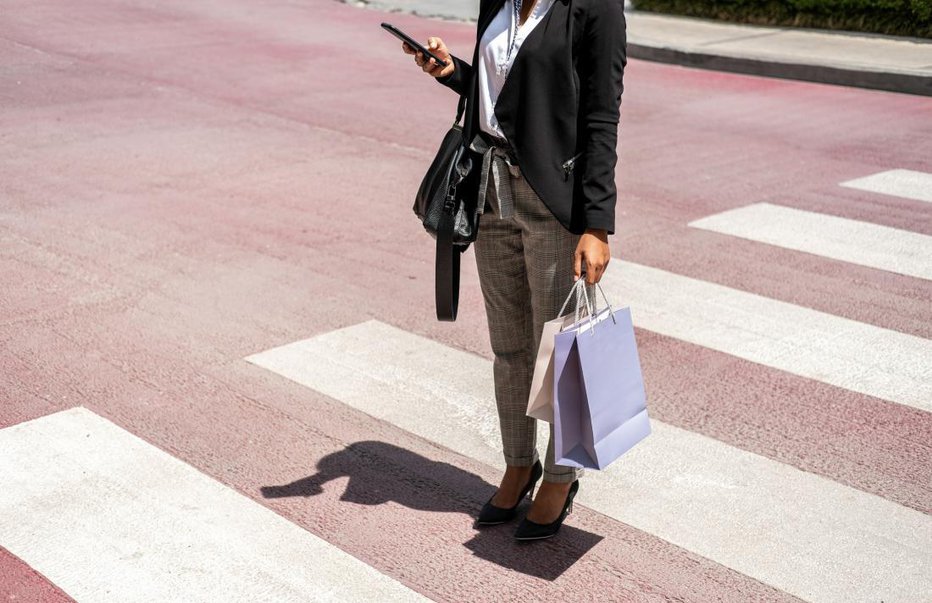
[543,467,583,484]
[503,451,540,467]
[543,423,583,483]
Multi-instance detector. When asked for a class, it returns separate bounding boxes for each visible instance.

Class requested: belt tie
[472,134,520,220]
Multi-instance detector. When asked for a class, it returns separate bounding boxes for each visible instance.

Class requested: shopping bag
[526,312,578,422]
[527,278,592,422]
[552,280,651,470]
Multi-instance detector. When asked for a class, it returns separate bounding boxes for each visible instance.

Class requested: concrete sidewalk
[626,10,932,96]
[351,0,932,95]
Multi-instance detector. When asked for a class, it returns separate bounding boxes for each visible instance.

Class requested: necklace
[496,0,524,77]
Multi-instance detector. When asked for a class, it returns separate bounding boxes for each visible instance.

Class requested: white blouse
[477,0,556,140]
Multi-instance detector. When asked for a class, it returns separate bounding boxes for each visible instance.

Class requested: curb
[627,41,932,97]
[348,0,932,97]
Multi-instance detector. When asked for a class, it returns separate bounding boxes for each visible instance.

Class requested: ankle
[537,480,572,493]
[503,463,536,482]
[492,462,541,502]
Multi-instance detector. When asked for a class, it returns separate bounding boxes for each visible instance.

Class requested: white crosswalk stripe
[246,319,932,603]
[0,408,427,603]
[601,261,931,413]
[839,169,932,203]
[688,202,932,280]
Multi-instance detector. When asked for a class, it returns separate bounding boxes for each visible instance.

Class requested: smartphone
[381,22,449,67]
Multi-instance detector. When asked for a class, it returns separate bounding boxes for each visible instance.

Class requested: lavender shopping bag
[552,280,651,470]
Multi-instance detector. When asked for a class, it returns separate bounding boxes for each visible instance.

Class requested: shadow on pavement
[260,440,603,581]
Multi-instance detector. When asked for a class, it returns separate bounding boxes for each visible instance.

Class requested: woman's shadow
[261,440,602,581]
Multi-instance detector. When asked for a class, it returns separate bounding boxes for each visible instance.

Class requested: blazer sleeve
[578,0,627,235]
[435,54,473,97]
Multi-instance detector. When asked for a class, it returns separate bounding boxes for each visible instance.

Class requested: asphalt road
[1,0,930,601]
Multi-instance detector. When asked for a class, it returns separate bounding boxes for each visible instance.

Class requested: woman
[402,0,626,540]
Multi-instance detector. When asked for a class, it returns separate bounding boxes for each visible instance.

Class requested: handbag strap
[454,93,467,127]
[435,93,470,321]
[435,203,461,321]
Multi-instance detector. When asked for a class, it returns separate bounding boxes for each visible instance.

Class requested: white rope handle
[556,277,585,318]
[555,278,618,335]
[595,282,617,326]
[579,280,595,333]
[574,279,588,327]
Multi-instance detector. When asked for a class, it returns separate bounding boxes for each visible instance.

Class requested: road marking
[839,169,932,203]
[688,202,932,280]
[599,261,931,413]
[246,320,932,603]
[0,408,427,603]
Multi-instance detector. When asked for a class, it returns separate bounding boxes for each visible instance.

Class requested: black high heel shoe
[475,460,543,526]
[513,479,579,541]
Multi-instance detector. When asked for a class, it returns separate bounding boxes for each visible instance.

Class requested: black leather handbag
[412,94,482,321]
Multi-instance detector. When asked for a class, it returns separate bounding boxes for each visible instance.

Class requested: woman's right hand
[402,37,455,79]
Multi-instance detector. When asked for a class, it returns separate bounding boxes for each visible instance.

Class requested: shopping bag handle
[556,278,618,335]
[580,281,619,336]
[556,277,585,320]
[594,281,617,326]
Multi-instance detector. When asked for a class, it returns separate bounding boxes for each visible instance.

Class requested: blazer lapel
[508,0,565,72]
[477,0,507,40]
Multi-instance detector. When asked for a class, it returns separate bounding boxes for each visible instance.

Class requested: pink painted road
[1,0,931,601]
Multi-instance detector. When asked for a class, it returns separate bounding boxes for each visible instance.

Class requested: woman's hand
[574,228,611,285]
[402,37,455,79]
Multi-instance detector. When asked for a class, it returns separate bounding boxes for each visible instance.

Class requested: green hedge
[630,0,932,38]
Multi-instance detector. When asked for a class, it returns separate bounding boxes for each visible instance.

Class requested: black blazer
[436,0,627,235]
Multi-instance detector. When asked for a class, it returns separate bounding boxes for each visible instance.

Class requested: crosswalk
[0,408,426,603]
[2,167,930,602]
[688,202,932,280]
[839,169,932,204]
[231,164,932,601]
[246,319,932,603]
[682,171,932,412]
[597,260,932,412]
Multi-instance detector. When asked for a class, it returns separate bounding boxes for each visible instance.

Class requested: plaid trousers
[471,133,588,484]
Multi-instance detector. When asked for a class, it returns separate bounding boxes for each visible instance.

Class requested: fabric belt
[472,131,520,220]
[478,131,517,160]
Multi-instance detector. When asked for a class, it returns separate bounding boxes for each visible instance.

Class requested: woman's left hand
[574,228,610,285]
